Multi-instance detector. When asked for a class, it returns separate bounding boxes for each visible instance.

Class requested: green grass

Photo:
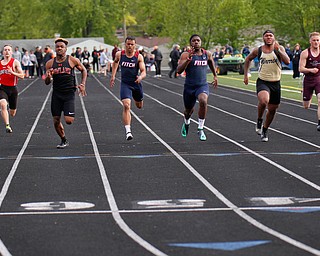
[207,72,317,104]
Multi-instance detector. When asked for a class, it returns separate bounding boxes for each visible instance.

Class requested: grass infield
[207,72,318,105]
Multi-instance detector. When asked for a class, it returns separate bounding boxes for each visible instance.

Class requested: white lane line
[79,90,167,256]
[144,80,320,148]
[0,88,52,256]
[19,78,39,95]
[1,205,320,216]
[95,76,320,255]
[146,93,320,191]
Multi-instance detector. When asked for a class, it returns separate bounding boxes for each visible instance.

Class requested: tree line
[0,0,319,50]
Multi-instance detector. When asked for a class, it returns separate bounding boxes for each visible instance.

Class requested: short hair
[263,30,274,36]
[3,44,12,49]
[125,36,136,42]
[189,34,201,43]
[309,32,320,39]
[54,38,69,46]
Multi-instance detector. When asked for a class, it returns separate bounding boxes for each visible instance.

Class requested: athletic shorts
[51,90,75,117]
[302,76,320,101]
[120,81,143,102]
[183,83,209,110]
[256,78,281,105]
[0,85,18,110]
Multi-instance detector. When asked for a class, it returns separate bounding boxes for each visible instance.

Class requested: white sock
[184,118,191,125]
[198,118,205,129]
[125,125,131,134]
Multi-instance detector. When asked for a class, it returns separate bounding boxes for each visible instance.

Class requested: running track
[0,71,320,256]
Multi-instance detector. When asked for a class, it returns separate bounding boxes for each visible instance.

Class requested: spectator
[169,44,180,78]
[292,43,302,79]
[285,43,293,60]
[112,44,120,60]
[43,45,54,73]
[242,44,250,57]
[91,46,100,73]
[29,50,37,78]
[21,50,31,78]
[151,45,163,77]
[75,47,82,60]
[34,46,43,77]
[12,46,22,63]
[81,47,90,62]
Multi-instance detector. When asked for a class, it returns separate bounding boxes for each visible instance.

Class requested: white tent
[67,39,114,61]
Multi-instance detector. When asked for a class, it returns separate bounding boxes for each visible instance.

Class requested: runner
[45,38,87,148]
[0,44,24,133]
[244,30,290,142]
[177,34,218,141]
[110,36,146,141]
[299,32,320,130]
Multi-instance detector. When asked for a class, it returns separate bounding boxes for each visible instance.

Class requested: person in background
[169,44,180,78]
[34,46,43,77]
[81,47,90,63]
[29,50,37,78]
[43,45,54,73]
[91,46,100,73]
[244,30,290,142]
[12,46,22,63]
[299,32,320,131]
[110,36,146,141]
[292,43,302,79]
[21,50,31,78]
[0,44,24,133]
[151,45,163,77]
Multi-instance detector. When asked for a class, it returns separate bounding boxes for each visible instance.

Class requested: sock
[184,118,191,125]
[61,136,67,142]
[198,118,205,130]
[262,126,268,133]
[125,125,131,134]
[318,120,320,126]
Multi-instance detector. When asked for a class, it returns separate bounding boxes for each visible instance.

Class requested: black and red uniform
[51,56,76,117]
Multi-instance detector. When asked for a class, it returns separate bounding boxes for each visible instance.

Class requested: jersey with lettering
[185,49,208,86]
[0,58,18,86]
[52,56,76,92]
[305,48,320,78]
[258,47,282,81]
[120,50,140,85]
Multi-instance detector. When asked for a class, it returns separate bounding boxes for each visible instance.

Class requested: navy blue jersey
[185,50,208,86]
[52,56,76,92]
[120,50,140,85]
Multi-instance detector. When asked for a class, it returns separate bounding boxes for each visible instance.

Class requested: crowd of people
[0,31,319,147]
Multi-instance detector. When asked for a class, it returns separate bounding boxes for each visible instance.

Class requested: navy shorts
[0,85,18,109]
[51,90,75,117]
[303,76,320,101]
[183,83,209,109]
[120,81,143,102]
[256,78,281,105]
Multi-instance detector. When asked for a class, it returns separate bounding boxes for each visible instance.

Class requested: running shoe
[181,123,189,137]
[260,129,269,142]
[126,132,133,141]
[256,119,263,135]
[5,124,12,133]
[197,129,207,141]
[57,139,69,149]
[317,125,320,131]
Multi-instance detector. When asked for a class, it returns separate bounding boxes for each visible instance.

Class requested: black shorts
[0,85,18,109]
[51,90,75,117]
[256,78,281,105]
